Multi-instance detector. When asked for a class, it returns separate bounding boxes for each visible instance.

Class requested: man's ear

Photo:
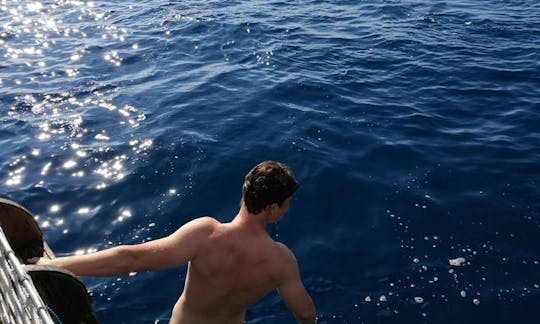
[264,203,280,221]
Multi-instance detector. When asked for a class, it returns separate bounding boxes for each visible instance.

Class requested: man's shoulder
[269,242,301,285]
[192,216,220,226]
[181,216,220,236]
[273,242,297,264]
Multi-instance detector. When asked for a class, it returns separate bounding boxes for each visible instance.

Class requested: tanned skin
[32,198,316,324]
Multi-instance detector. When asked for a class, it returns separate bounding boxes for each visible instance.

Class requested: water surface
[1,0,539,323]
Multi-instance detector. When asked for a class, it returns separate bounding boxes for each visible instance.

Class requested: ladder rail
[0,226,54,324]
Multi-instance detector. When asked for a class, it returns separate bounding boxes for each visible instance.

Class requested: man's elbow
[296,305,317,324]
[114,245,140,274]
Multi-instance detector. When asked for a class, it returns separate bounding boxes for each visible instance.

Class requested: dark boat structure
[0,198,98,323]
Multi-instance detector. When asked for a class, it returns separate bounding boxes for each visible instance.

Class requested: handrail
[0,226,54,324]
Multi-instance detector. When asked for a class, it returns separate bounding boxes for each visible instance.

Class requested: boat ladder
[0,226,54,324]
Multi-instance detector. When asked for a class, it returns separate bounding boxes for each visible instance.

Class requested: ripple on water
[1,0,540,323]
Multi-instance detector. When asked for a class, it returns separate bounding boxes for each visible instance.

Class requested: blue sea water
[1,0,540,323]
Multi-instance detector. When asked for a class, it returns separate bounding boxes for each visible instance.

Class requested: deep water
[1,0,540,323]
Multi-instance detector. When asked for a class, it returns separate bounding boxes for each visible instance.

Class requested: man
[33,161,317,324]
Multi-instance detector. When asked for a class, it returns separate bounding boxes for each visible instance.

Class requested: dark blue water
[1,0,540,323]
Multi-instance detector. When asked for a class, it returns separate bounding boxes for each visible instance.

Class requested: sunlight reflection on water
[2,0,151,191]
[1,1,153,250]
[2,0,539,322]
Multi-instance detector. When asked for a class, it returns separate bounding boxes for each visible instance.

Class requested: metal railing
[0,226,54,324]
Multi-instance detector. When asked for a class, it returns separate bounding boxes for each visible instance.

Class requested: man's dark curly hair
[242,161,299,214]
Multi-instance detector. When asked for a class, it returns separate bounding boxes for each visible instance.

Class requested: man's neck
[232,205,271,235]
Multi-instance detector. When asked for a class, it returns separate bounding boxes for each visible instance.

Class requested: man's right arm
[33,217,217,276]
[276,245,316,324]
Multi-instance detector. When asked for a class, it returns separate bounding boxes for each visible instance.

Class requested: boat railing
[0,226,54,324]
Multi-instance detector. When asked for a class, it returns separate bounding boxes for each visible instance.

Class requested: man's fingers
[27,257,40,264]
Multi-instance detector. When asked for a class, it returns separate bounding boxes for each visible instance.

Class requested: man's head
[242,161,299,215]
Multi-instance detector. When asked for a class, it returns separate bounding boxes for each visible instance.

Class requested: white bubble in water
[449,257,466,266]
[473,299,480,305]
[364,296,371,302]
[414,297,424,304]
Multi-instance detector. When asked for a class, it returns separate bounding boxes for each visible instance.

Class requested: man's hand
[26,257,49,265]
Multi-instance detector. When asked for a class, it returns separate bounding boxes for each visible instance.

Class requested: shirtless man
[33,161,317,324]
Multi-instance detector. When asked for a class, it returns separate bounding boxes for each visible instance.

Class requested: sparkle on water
[1,0,539,322]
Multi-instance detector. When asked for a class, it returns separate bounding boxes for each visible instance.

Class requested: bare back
[171,218,289,324]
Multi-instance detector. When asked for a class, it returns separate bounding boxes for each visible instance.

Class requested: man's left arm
[276,245,317,324]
